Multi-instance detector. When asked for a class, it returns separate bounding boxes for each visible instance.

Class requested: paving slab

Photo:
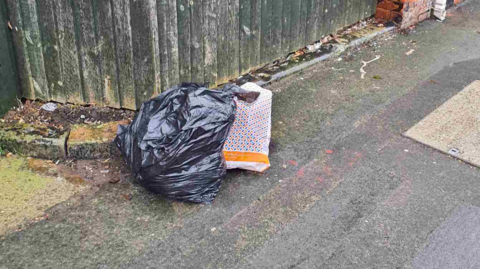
[404,80,480,168]
[0,122,68,159]
[67,120,129,159]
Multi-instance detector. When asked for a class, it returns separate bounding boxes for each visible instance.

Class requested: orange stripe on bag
[223,151,270,165]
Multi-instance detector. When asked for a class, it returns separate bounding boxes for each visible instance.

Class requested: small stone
[80,115,86,119]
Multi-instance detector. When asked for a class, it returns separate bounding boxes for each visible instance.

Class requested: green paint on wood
[130,0,160,108]
[228,0,240,78]
[240,0,251,74]
[298,0,308,49]
[217,0,228,83]
[316,0,326,38]
[0,0,19,117]
[36,0,64,103]
[177,0,192,82]
[112,0,135,109]
[289,0,301,52]
[271,0,283,58]
[190,0,204,83]
[58,0,84,104]
[6,0,32,100]
[203,0,218,85]
[305,0,316,45]
[93,0,121,108]
[250,0,262,69]
[158,0,180,91]
[261,0,272,63]
[281,0,292,55]
[6,0,373,109]
[19,0,49,100]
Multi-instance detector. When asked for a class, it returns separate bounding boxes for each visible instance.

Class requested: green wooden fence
[6,0,377,110]
[0,0,19,117]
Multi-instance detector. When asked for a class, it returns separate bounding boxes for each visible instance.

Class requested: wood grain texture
[204,0,218,85]
[36,0,64,102]
[6,0,34,99]
[281,0,292,55]
[240,0,251,74]
[190,0,204,83]
[130,0,160,108]
[250,0,262,69]
[217,0,228,83]
[316,0,326,38]
[93,0,120,108]
[177,0,191,82]
[112,0,135,109]
[20,0,49,100]
[271,0,283,59]
[261,0,272,63]
[8,0,373,108]
[228,0,240,78]
[73,0,102,104]
[59,0,84,104]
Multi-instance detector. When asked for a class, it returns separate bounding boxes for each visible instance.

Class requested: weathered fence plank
[58,0,84,104]
[271,0,283,58]
[250,0,262,69]
[217,0,229,83]
[177,0,192,82]
[112,0,135,109]
[8,0,375,109]
[289,0,301,52]
[19,0,49,100]
[93,0,121,108]
[191,0,204,83]
[36,0,64,103]
[305,0,317,45]
[130,0,160,108]
[316,0,326,38]
[228,0,240,78]
[0,0,19,116]
[6,0,32,99]
[240,0,251,73]
[336,0,347,30]
[73,0,102,104]
[204,0,218,85]
[281,0,292,55]
[298,0,308,49]
[261,0,272,63]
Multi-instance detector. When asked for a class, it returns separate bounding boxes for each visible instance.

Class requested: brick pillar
[376,0,434,28]
[376,0,466,28]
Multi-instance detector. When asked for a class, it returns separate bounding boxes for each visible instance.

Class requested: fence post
[0,0,19,117]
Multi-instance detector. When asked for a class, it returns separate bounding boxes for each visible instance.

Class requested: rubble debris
[360,56,381,79]
[40,103,57,112]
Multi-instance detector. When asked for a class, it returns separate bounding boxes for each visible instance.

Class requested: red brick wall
[375,0,466,28]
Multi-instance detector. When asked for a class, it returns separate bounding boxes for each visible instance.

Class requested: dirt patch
[0,156,86,236]
[2,100,136,134]
[0,151,133,236]
[56,154,132,186]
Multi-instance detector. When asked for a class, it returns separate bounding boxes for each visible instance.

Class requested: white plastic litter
[40,103,57,112]
[433,0,447,21]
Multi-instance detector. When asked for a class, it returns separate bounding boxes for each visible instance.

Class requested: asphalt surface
[2,2,480,268]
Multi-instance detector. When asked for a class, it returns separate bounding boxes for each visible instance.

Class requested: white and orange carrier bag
[223,82,272,172]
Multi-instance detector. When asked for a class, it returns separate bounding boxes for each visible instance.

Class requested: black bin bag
[115,83,243,204]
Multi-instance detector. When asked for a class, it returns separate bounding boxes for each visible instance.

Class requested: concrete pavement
[1,1,480,268]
